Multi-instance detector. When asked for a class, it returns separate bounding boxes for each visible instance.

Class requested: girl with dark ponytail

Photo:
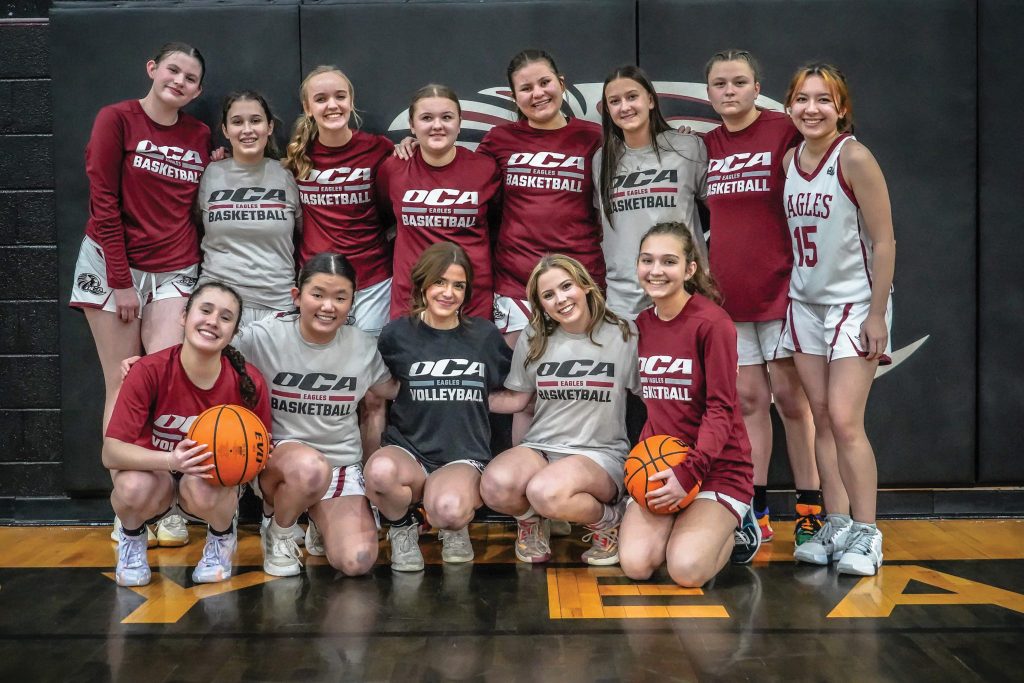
[618,222,761,588]
[103,282,271,589]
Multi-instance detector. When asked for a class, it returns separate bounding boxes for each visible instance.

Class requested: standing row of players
[74,43,894,585]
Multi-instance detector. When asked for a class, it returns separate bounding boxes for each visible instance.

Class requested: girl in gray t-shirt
[234,253,396,579]
[198,91,302,326]
[485,254,639,567]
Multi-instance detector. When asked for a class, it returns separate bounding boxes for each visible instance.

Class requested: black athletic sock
[796,489,823,508]
[121,523,147,537]
[753,485,768,513]
[209,525,233,536]
[389,507,421,528]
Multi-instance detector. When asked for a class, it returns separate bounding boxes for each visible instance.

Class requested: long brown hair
[409,241,474,321]
[638,222,721,304]
[283,66,363,180]
[523,254,631,368]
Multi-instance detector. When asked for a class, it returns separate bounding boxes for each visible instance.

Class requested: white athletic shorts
[785,298,892,364]
[70,236,197,314]
[351,277,392,337]
[493,294,531,335]
[735,319,793,366]
[530,447,625,501]
[238,303,287,328]
[251,453,366,501]
[624,488,750,525]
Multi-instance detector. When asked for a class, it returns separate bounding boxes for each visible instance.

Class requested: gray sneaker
[439,526,474,563]
[836,524,883,576]
[262,521,302,577]
[389,524,424,572]
[514,517,551,563]
[581,526,619,566]
[305,519,325,557]
[793,514,853,565]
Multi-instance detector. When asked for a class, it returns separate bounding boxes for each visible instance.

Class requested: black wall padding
[640,0,977,486]
[978,0,1024,484]
[52,1,302,493]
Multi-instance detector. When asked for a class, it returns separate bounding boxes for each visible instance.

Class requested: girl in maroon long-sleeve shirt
[70,42,211,436]
[618,222,760,588]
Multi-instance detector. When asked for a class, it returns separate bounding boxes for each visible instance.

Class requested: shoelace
[120,534,147,568]
[272,534,302,563]
[844,527,877,556]
[581,528,618,550]
[440,530,471,553]
[200,534,233,567]
[518,520,549,553]
[797,514,822,534]
[393,526,418,554]
[810,519,837,545]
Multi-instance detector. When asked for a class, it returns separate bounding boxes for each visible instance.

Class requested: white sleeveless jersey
[783,134,873,304]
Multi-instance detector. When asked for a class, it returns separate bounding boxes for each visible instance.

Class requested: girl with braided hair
[104,282,271,588]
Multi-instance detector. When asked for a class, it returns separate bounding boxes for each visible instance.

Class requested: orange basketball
[624,435,700,514]
[187,404,270,486]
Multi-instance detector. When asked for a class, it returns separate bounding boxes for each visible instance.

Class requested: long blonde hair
[523,254,631,368]
[283,65,363,180]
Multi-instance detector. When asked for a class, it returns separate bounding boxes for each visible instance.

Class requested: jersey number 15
[793,225,818,267]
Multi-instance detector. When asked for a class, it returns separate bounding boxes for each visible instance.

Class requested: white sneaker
[305,519,325,557]
[192,529,237,583]
[259,514,306,547]
[515,517,551,563]
[262,520,302,577]
[581,526,619,566]
[836,523,884,576]
[389,524,424,572]
[114,527,151,587]
[439,526,474,563]
[111,516,156,548]
[794,514,852,565]
[156,514,189,547]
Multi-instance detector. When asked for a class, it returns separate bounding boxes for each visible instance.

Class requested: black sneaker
[730,503,763,564]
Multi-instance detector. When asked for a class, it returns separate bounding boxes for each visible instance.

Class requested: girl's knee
[327,541,377,577]
[427,493,474,529]
[667,555,714,588]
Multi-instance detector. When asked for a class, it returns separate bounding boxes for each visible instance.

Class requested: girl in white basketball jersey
[781,64,895,576]
[482,255,639,566]
[198,90,301,326]
[702,50,821,547]
[236,253,396,577]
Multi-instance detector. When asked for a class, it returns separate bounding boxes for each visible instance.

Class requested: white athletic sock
[270,518,296,537]
[514,507,537,522]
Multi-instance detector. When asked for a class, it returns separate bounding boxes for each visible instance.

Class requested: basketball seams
[227,405,249,487]
[211,406,226,487]
[625,435,691,513]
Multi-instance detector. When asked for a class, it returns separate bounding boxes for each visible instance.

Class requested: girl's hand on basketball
[393,136,418,160]
[113,287,140,323]
[119,355,142,380]
[646,469,686,511]
[168,439,215,478]
[210,146,229,162]
[860,313,888,361]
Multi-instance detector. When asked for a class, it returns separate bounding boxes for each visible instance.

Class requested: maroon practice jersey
[376,147,500,319]
[703,111,801,321]
[107,345,271,452]
[478,117,604,299]
[636,295,752,499]
[297,131,394,288]
[84,100,210,288]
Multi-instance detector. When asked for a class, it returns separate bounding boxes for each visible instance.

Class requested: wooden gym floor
[1,519,1022,681]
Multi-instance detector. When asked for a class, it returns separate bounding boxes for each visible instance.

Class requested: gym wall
[0,0,1019,505]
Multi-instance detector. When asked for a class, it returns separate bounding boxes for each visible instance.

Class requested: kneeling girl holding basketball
[103,282,271,587]
[365,242,513,571]
[482,255,639,566]
[618,222,760,588]
[233,253,396,577]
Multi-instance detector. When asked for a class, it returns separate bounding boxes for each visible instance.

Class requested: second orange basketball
[624,435,700,514]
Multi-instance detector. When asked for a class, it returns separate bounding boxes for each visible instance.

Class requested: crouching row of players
[108,224,799,588]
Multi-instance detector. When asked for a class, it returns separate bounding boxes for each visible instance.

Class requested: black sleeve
[485,323,513,388]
